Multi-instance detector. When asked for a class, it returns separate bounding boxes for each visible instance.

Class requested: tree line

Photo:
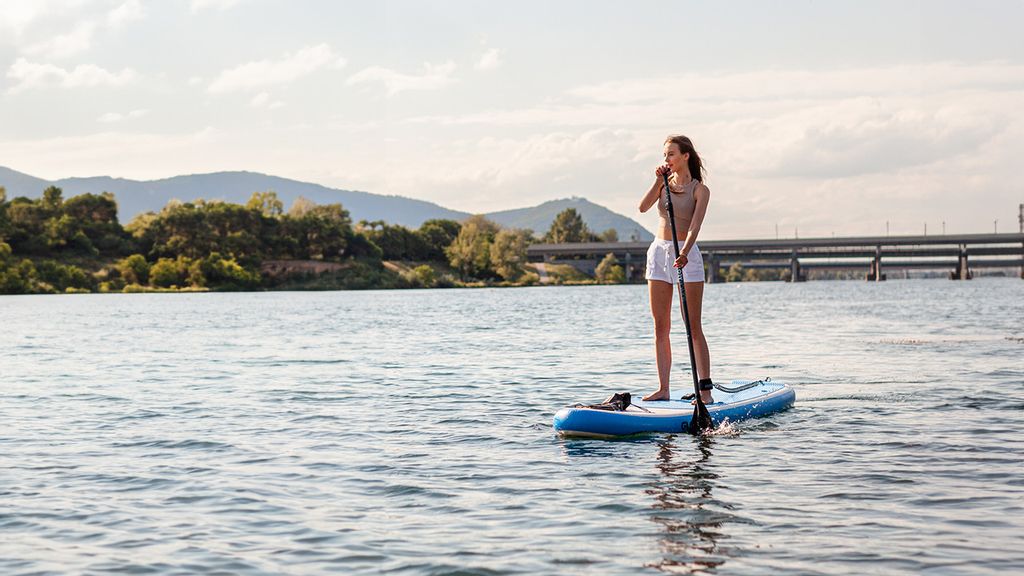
[0,185,620,294]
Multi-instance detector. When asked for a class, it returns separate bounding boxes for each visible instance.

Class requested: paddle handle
[662,173,702,399]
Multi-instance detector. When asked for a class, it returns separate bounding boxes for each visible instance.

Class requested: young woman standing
[638,135,713,403]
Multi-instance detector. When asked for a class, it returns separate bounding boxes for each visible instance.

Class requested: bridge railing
[526,233,1024,282]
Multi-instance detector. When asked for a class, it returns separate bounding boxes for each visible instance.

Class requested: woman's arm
[638,177,663,213]
[679,183,711,256]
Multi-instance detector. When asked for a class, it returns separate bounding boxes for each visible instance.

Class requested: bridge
[527,233,1024,282]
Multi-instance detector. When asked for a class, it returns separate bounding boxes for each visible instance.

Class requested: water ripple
[1,280,1023,574]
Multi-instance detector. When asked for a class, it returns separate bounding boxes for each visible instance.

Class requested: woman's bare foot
[690,390,714,405]
[643,389,671,401]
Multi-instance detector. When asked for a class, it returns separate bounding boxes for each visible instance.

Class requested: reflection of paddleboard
[553,380,796,438]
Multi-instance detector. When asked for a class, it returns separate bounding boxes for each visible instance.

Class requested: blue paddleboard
[553,380,795,438]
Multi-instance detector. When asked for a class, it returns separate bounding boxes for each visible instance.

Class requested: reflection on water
[647,436,730,574]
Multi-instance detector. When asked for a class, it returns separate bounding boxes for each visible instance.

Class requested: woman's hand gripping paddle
[662,172,713,435]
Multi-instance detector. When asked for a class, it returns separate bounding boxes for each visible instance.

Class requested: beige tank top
[658,177,699,228]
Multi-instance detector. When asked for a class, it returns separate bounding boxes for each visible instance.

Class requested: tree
[362,223,422,260]
[199,252,260,289]
[446,215,499,279]
[62,192,127,253]
[417,219,461,261]
[150,257,182,287]
[0,240,38,294]
[118,254,151,285]
[490,228,531,280]
[544,208,590,243]
[599,228,619,243]
[5,199,49,254]
[406,264,437,288]
[247,191,283,218]
[288,196,316,217]
[149,256,207,288]
[725,262,745,283]
[0,186,7,242]
[35,260,93,292]
[41,186,63,212]
[298,204,352,260]
[595,253,625,284]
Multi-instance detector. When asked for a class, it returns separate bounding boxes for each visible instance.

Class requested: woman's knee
[652,313,671,333]
[653,322,671,339]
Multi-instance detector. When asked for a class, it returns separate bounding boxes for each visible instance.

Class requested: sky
[1,0,1022,239]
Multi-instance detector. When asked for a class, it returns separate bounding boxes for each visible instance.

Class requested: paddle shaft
[662,173,703,403]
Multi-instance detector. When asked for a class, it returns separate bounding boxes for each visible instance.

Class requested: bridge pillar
[624,252,633,282]
[867,245,886,281]
[951,245,972,280]
[706,253,721,284]
[788,250,805,282]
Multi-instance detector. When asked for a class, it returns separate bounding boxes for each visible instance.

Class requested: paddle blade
[687,400,714,435]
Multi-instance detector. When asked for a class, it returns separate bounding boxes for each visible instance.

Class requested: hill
[0,167,652,240]
[486,197,653,241]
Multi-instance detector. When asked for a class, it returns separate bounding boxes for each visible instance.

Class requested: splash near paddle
[553,379,795,438]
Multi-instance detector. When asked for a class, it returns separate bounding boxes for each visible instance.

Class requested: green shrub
[117,254,150,285]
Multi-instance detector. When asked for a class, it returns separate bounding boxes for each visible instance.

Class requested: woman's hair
[665,134,705,183]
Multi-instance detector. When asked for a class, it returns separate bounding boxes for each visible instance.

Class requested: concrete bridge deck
[527,233,1024,282]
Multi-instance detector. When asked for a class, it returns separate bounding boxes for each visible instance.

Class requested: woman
[638,134,713,403]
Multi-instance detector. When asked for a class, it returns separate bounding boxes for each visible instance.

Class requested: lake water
[2,279,1023,575]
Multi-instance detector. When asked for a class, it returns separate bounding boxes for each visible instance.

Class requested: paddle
[662,172,713,434]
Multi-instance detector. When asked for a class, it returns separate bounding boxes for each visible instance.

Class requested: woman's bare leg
[683,280,713,403]
[644,279,675,401]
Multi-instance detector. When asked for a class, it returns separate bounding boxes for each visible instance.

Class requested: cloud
[97,108,148,123]
[0,127,225,180]
[22,21,96,59]
[250,92,285,109]
[565,62,1024,105]
[0,0,67,38]
[6,57,137,93]
[408,61,1024,181]
[749,105,1003,179]
[475,48,502,71]
[107,0,144,27]
[1,1,144,58]
[208,43,344,93]
[346,61,456,97]
[190,0,244,13]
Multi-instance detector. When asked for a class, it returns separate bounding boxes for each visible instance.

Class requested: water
[2,279,1023,575]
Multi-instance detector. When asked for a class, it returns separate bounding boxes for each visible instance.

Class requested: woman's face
[663,143,689,173]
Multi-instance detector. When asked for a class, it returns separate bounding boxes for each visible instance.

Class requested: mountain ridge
[0,166,653,242]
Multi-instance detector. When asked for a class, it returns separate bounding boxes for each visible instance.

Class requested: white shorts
[645,239,704,284]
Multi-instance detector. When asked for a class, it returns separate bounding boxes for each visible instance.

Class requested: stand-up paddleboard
[553,379,795,438]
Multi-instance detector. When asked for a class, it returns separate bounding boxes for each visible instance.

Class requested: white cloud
[107,0,144,27]
[6,58,137,93]
[476,48,502,71]
[22,21,96,59]
[208,43,343,93]
[187,76,203,86]
[190,0,243,13]
[250,92,284,109]
[0,127,225,181]
[566,62,1024,104]
[97,108,148,123]
[346,61,456,97]
[2,1,143,56]
[0,0,69,38]
[744,105,1002,179]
